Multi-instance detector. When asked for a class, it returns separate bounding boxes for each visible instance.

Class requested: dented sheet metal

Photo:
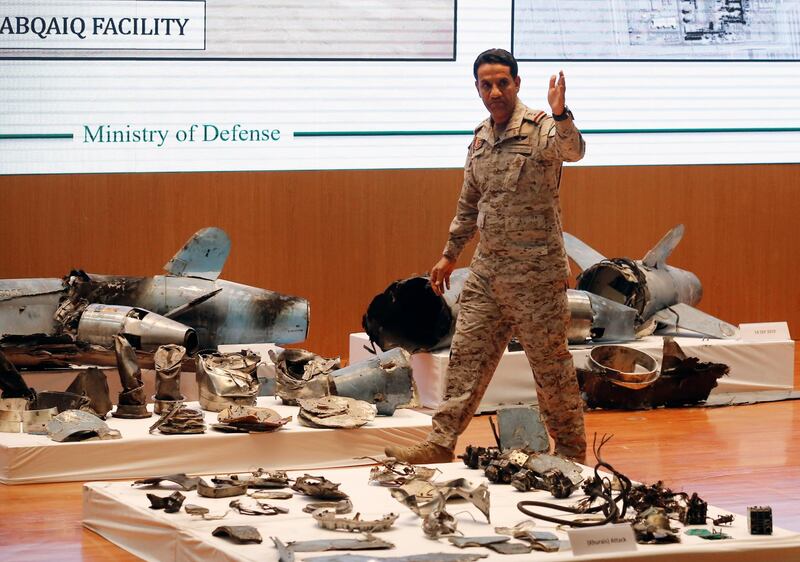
[271,348,340,405]
[291,474,349,500]
[214,404,291,433]
[146,491,185,513]
[390,478,490,523]
[150,404,206,434]
[197,478,248,499]
[214,469,290,489]
[495,406,549,452]
[211,525,263,544]
[312,510,399,533]
[196,350,261,412]
[153,344,186,413]
[228,498,289,516]
[366,458,438,487]
[331,348,417,415]
[286,535,394,552]
[132,473,200,491]
[112,335,151,419]
[46,409,122,442]
[297,396,375,429]
[303,498,354,514]
[448,536,511,549]
[64,367,112,419]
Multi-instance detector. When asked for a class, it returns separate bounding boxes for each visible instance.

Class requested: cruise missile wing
[163,227,231,280]
[642,224,684,269]
[653,302,738,339]
[563,232,607,272]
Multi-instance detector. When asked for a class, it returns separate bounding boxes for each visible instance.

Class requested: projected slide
[2,0,799,174]
[513,0,800,60]
[0,0,456,60]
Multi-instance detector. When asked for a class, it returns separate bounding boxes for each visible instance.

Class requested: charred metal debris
[271,347,418,416]
[578,338,729,410]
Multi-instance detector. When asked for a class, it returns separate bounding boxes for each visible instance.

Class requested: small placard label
[568,523,637,556]
[739,322,791,342]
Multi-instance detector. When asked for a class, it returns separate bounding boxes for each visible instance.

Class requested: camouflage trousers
[428,257,586,462]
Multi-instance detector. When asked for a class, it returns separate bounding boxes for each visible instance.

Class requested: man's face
[475,63,520,127]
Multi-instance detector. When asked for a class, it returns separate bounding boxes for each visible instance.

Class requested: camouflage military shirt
[443,100,585,281]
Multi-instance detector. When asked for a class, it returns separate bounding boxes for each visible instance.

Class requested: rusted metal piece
[64,367,112,418]
[297,396,375,429]
[132,474,200,491]
[249,490,293,500]
[214,404,291,433]
[302,498,354,515]
[578,338,729,410]
[365,457,438,487]
[291,474,349,500]
[150,404,206,434]
[312,510,399,533]
[228,498,289,516]
[111,335,151,419]
[286,535,395,552]
[184,504,209,516]
[146,491,185,513]
[197,478,248,499]
[633,507,680,544]
[270,348,340,405]
[0,349,36,399]
[196,350,261,412]
[390,478,490,523]
[422,500,459,538]
[214,469,290,489]
[32,390,91,413]
[184,504,229,520]
[46,409,122,442]
[211,525,263,544]
[153,344,186,413]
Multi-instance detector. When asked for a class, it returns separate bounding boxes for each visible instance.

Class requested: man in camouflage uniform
[386,48,587,464]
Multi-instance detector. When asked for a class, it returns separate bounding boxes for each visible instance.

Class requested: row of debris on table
[127,426,773,562]
[0,335,418,441]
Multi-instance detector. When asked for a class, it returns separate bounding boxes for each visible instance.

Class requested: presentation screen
[1,0,798,175]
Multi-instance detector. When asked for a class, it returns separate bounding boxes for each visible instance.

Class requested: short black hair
[473,48,518,80]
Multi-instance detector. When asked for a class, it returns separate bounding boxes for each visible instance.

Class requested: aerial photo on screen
[513,0,800,60]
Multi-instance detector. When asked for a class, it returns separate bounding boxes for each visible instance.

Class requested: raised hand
[548,70,566,116]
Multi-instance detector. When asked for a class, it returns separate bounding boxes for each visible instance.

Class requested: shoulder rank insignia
[532,110,547,125]
[473,138,484,150]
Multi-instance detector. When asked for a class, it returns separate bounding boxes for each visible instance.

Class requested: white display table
[0,396,430,485]
[83,462,800,562]
[349,333,796,412]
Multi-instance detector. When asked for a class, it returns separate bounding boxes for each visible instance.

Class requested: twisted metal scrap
[517,434,632,527]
